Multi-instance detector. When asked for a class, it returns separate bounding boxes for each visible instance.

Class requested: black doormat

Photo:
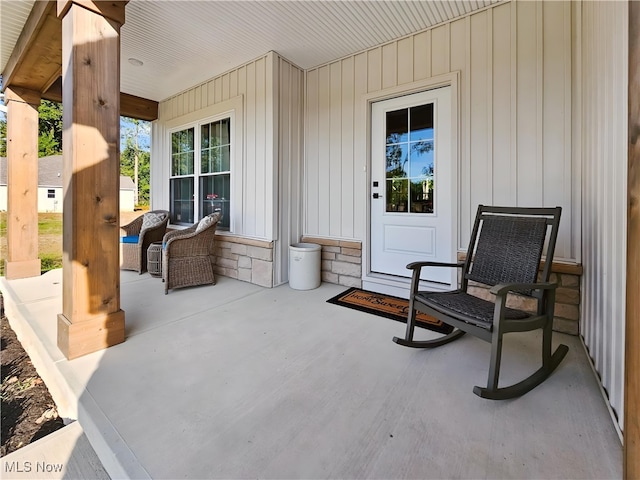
[327,287,453,335]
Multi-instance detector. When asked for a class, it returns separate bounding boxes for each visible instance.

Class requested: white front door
[370,87,455,288]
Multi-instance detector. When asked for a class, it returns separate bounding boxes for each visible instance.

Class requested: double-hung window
[170,128,195,224]
[169,116,231,230]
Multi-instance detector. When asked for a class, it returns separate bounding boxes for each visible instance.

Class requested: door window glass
[385,104,435,214]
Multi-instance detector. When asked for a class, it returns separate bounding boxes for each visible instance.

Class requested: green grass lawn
[37,213,64,235]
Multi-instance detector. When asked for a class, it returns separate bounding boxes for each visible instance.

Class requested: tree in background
[121,117,151,206]
[37,101,63,156]
[0,100,63,157]
[1,103,151,207]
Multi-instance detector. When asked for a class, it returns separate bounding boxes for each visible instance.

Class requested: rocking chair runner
[393,205,568,400]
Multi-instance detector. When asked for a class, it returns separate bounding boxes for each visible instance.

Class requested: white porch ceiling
[0,0,36,84]
[1,0,501,102]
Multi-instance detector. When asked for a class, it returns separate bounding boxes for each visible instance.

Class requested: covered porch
[0,0,638,477]
[0,269,623,479]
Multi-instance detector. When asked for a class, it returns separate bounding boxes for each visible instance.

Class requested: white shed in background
[0,156,136,212]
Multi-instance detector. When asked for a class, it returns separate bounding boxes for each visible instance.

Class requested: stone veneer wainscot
[301,236,362,288]
[213,234,274,288]
[295,239,582,336]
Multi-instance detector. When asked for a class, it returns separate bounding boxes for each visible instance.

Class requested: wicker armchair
[162,212,222,294]
[120,210,169,273]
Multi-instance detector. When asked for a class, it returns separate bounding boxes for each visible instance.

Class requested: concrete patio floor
[0,269,623,479]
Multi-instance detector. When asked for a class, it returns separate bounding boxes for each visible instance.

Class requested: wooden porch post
[4,87,41,279]
[626,0,640,478]
[56,0,126,359]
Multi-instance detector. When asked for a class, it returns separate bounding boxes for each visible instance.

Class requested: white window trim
[164,95,244,232]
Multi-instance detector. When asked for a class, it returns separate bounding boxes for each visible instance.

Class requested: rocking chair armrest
[406,261,465,271]
[407,261,465,294]
[490,282,558,297]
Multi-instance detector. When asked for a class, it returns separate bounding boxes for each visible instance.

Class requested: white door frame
[360,73,460,298]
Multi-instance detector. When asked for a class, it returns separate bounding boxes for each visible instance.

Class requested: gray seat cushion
[416,290,530,330]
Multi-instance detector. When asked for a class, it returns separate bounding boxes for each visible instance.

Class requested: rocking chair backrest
[463,206,562,296]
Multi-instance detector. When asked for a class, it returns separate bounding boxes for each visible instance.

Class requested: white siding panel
[450,17,471,249]
[306,69,320,236]
[413,30,432,81]
[230,70,239,98]
[330,62,343,237]
[222,74,231,102]
[470,12,491,209]
[318,65,331,234]
[215,77,223,105]
[382,43,398,89]
[153,54,277,241]
[353,52,369,241]
[367,48,382,93]
[492,4,514,207]
[579,0,627,433]
[515,1,541,207]
[150,121,168,211]
[431,24,450,75]
[543,1,573,259]
[397,37,414,85]
[276,58,305,285]
[304,1,577,263]
[245,61,258,236]
[341,57,356,238]
[255,56,268,239]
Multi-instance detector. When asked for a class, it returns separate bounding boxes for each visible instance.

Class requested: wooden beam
[57,0,128,25]
[1,1,63,95]
[120,92,159,121]
[1,1,55,89]
[3,0,157,121]
[625,1,640,477]
[42,77,159,121]
[56,1,125,359]
[3,87,42,279]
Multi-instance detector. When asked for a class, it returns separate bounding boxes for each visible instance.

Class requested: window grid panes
[170,177,194,224]
[169,118,231,229]
[170,127,195,224]
[171,128,195,176]
[385,104,435,214]
[199,119,231,230]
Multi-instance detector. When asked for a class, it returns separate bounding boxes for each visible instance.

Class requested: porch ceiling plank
[1,0,61,93]
[5,1,503,103]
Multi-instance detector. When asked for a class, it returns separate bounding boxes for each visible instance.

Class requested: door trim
[359,72,460,297]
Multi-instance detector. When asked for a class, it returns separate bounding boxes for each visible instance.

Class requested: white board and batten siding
[304,1,577,262]
[578,0,628,434]
[151,52,304,284]
[276,57,305,285]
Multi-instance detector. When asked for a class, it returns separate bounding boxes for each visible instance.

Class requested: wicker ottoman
[147,242,163,277]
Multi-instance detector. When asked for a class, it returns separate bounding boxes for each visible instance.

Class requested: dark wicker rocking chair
[393,205,568,400]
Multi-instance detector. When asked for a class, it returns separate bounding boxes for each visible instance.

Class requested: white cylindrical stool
[289,243,322,290]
